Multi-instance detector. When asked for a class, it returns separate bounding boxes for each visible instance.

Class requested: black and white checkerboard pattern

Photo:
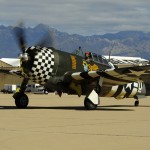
[26,46,54,84]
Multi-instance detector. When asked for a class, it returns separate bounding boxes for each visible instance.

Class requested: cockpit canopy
[85,52,110,66]
[73,48,110,66]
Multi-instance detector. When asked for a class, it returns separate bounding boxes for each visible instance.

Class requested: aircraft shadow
[0,105,137,111]
[101,105,150,108]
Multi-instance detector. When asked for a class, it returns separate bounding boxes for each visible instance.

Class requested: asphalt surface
[0,93,150,150]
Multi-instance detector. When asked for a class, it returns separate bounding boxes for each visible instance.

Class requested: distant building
[0,58,21,90]
[0,58,20,67]
[104,55,149,68]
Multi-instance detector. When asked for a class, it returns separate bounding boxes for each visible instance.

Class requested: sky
[0,0,150,35]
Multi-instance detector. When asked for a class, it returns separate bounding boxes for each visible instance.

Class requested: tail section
[104,82,146,99]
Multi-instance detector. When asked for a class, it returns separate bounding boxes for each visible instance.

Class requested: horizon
[0,23,149,37]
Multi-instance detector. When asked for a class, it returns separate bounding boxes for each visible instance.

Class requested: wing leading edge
[0,68,23,77]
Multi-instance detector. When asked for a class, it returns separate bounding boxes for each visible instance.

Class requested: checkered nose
[25,46,55,84]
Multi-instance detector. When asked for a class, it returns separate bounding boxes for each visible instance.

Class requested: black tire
[15,93,29,108]
[84,98,97,110]
[134,100,139,107]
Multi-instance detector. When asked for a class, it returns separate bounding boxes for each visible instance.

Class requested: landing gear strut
[13,78,29,108]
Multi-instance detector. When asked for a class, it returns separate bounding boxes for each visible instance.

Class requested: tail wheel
[134,95,139,107]
[15,93,29,108]
[134,100,139,107]
[84,98,97,110]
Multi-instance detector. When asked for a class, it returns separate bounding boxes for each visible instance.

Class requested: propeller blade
[37,30,55,48]
[13,22,26,53]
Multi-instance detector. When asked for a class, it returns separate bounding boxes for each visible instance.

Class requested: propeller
[13,22,56,77]
[13,22,29,62]
[13,22,56,64]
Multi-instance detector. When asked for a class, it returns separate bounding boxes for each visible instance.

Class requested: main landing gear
[84,77,103,110]
[13,78,29,108]
[13,92,29,108]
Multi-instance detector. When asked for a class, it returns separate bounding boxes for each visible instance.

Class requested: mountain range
[0,24,150,59]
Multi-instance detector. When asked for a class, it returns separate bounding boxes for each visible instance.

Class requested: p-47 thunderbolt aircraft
[3,26,150,110]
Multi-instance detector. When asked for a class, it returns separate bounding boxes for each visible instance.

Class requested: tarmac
[0,93,150,150]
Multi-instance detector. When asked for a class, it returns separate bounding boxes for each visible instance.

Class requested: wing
[0,68,11,74]
[0,68,23,77]
[9,70,23,77]
[70,65,150,86]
